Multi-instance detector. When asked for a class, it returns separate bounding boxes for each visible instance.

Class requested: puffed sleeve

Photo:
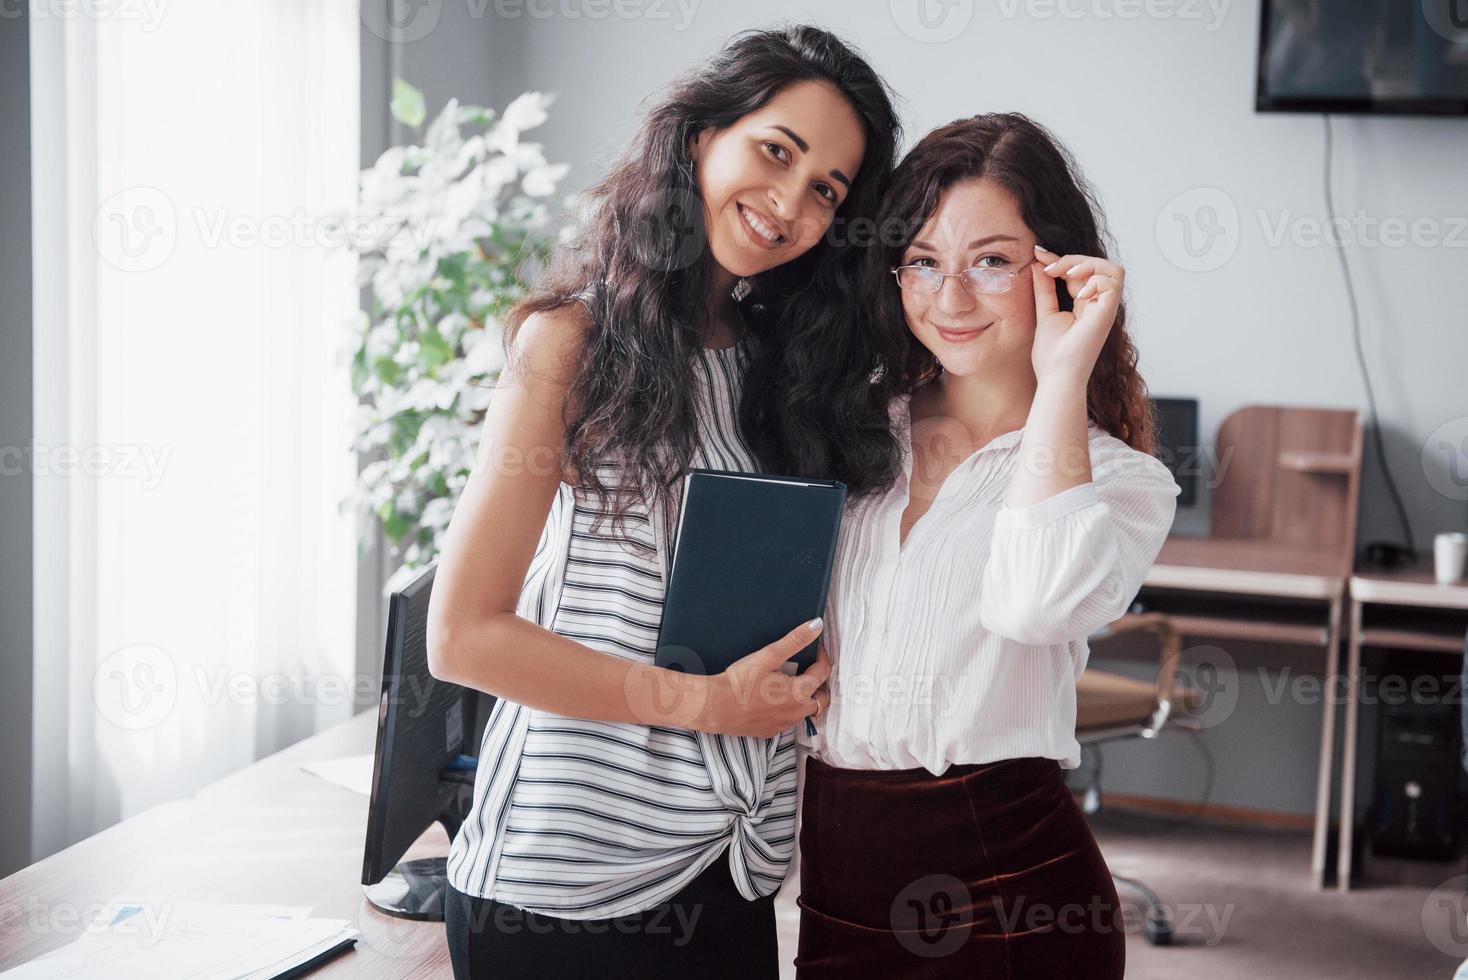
[977,435,1180,646]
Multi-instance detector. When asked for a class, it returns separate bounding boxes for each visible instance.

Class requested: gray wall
[445,0,1468,818]
[449,0,1468,548]
[0,6,33,880]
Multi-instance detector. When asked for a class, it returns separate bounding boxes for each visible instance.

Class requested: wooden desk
[1337,564,1468,891]
[0,710,451,977]
[1148,537,1349,600]
[1142,535,1349,888]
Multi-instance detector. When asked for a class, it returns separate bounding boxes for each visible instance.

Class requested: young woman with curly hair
[796,113,1180,979]
[427,24,904,980]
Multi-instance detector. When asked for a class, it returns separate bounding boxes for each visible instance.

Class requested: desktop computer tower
[1369,665,1464,861]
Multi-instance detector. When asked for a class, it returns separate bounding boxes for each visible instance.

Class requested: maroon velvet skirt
[796,755,1126,979]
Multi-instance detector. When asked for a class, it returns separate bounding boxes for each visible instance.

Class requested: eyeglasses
[890,258,1037,296]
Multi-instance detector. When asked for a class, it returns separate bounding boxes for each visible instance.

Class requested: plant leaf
[391,79,427,129]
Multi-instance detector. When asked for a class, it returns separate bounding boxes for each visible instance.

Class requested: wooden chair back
[1210,405,1365,563]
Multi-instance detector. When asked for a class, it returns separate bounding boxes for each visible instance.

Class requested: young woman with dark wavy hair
[425,25,903,980]
[795,113,1180,978]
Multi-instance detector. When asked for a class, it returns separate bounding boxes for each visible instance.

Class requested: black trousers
[445,856,779,979]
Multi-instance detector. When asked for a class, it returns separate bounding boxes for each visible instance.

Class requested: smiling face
[688,78,866,280]
[898,178,1041,380]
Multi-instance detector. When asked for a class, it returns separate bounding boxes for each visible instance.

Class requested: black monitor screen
[1257,1,1468,114]
[1151,397,1200,508]
[362,563,482,886]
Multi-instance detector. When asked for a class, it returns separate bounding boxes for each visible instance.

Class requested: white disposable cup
[1433,532,1468,585]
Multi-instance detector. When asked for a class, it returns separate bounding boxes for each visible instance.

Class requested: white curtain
[31,0,362,860]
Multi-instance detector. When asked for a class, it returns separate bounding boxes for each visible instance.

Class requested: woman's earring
[732,277,752,302]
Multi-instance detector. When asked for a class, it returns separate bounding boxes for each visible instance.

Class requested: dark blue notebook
[654,468,846,676]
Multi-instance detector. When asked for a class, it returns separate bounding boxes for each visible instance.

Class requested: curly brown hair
[505,25,904,552]
[867,112,1158,454]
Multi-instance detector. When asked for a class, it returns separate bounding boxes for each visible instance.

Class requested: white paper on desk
[241,924,358,980]
[202,917,355,980]
[299,753,375,796]
[0,897,353,980]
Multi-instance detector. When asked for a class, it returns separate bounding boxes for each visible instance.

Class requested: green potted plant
[343,80,569,579]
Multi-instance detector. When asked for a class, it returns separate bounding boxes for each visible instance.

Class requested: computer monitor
[1150,397,1200,508]
[361,561,488,920]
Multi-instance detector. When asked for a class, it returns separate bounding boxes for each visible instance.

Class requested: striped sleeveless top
[446,331,800,919]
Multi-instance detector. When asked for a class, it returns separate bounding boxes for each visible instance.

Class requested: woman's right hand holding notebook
[694,618,831,738]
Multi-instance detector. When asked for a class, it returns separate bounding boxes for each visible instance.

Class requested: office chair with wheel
[1079,610,1203,946]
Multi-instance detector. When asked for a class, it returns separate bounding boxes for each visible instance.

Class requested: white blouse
[804,392,1181,774]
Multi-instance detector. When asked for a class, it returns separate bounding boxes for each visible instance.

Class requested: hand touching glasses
[1029,244,1125,383]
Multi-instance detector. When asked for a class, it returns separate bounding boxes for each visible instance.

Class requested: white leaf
[421,496,455,530]
[501,91,554,134]
[522,163,569,198]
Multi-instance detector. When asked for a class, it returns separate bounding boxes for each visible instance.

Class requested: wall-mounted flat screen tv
[1257,1,1468,114]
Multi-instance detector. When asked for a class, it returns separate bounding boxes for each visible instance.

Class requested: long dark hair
[506,24,904,551]
[868,113,1158,453]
